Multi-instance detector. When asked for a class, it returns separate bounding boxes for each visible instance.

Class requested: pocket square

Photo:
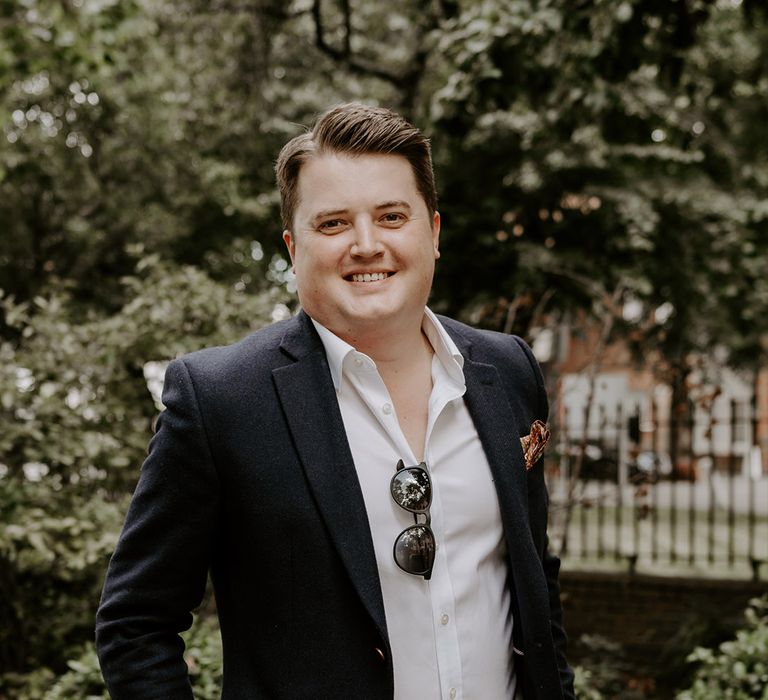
[520,420,550,471]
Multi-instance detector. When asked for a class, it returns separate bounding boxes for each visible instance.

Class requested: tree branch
[341,0,351,57]
[309,0,448,104]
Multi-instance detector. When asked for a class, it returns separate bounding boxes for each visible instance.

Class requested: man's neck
[352,321,435,463]
[329,312,427,366]
[319,312,436,462]
[359,329,426,366]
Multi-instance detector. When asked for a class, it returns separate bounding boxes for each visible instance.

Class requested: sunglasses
[390,459,436,580]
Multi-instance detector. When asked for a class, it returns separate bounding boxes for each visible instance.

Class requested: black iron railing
[546,398,768,580]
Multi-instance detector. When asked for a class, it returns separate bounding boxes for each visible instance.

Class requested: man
[96,103,574,699]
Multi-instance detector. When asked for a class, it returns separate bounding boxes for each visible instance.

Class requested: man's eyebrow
[375,200,412,212]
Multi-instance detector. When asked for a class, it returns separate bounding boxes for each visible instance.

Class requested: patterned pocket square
[520,420,550,471]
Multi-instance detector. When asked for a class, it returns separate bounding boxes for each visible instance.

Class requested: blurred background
[1,0,767,697]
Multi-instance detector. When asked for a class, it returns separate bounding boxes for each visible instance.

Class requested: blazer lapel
[272,313,387,640]
[461,358,531,532]
[443,321,533,537]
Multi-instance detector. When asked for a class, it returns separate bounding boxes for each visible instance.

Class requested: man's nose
[350,218,383,257]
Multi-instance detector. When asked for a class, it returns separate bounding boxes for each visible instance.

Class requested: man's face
[283,152,440,342]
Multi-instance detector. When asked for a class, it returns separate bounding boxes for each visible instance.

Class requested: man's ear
[282,230,296,263]
[432,211,441,260]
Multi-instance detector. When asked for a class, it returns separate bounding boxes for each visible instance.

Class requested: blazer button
[374,646,385,662]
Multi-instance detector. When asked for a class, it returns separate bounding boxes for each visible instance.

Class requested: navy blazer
[96,311,575,699]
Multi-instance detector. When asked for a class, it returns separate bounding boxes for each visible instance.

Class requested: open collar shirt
[312,308,517,700]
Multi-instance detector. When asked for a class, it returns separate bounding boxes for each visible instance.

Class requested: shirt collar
[311,308,465,393]
[310,318,354,393]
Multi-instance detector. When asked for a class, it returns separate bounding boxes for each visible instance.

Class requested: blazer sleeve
[95,358,219,699]
[514,336,576,700]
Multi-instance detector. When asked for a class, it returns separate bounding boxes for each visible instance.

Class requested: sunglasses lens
[390,467,431,512]
[393,525,435,577]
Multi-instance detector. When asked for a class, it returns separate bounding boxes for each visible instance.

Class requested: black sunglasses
[390,459,436,580]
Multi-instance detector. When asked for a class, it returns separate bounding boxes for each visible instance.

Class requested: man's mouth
[346,272,393,282]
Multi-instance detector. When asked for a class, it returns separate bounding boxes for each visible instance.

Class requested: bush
[181,615,224,700]
[571,633,655,698]
[676,596,768,700]
[41,645,109,700]
[0,255,286,496]
[0,255,283,682]
[0,480,126,674]
[573,664,605,699]
[0,613,222,698]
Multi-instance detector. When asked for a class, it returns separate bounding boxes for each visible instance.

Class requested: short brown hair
[275,102,437,231]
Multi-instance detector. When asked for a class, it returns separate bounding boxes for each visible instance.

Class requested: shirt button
[440,613,449,625]
[354,356,363,367]
[449,688,457,699]
[382,403,393,415]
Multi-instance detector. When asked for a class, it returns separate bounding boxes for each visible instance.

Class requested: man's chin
[325,306,420,340]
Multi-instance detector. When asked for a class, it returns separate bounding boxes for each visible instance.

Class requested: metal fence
[545,397,768,580]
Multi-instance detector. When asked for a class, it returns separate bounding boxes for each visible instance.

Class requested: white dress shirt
[312,309,516,700]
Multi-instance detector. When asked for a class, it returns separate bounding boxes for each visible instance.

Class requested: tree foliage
[427,0,768,369]
[3,0,766,367]
[0,0,288,305]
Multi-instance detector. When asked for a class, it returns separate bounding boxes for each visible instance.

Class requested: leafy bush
[676,596,768,700]
[40,645,108,700]
[181,615,224,700]
[569,633,660,698]
[0,255,282,678]
[572,633,649,698]
[0,614,222,699]
[0,254,286,495]
[0,479,126,674]
[573,664,604,699]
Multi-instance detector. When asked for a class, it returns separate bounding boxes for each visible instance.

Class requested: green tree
[0,0,289,306]
[427,0,768,372]
[0,256,286,676]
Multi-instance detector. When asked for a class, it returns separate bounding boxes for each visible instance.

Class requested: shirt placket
[345,350,468,700]
[344,352,415,463]
[423,356,466,700]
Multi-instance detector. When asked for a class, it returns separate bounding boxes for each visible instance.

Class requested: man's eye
[318,219,345,233]
[380,212,406,225]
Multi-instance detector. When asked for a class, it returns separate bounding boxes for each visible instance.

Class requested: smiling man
[96,103,575,699]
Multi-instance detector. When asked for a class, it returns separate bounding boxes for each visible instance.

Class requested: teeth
[351,272,388,282]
